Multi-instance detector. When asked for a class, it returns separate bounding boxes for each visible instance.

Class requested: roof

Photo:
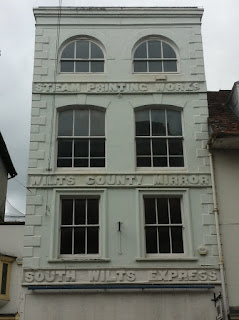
[0,132,17,178]
[208,90,239,136]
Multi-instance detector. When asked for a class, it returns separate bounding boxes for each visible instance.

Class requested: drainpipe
[207,145,229,319]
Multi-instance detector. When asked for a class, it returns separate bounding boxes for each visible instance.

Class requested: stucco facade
[23,7,223,320]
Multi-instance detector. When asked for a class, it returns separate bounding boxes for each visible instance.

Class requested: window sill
[48,258,110,263]
[136,257,198,262]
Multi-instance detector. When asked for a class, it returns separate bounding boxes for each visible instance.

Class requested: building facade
[22,7,223,319]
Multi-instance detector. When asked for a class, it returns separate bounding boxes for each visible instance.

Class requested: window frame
[136,189,193,260]
[50,189,108,262]
[132,38,178,74]
[59,38,105,74]
[56,106,106,169]
[134,106,185,169]
[0,255,14,301]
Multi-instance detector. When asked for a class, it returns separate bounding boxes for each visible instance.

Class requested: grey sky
[0,0,238,215]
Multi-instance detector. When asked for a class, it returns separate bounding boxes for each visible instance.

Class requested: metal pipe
[28,284,215,291]
[207,145,229,319]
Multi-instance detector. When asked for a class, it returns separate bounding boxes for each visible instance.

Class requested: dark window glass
[153,157,167,167]
[60,228,72,254]
[152,110,166,136]
[136,139,151,155]
[74,139,88,157]
[58,111,73,136]
[148,41,162,58]
[144,198,156,224]
[61,42,75,58]
[76,40,89,59]
[74,159,88,167]
[135,110,150,136]
[134,42,147,58]
[90,158,105,167]
[152,138,167,155]
[158,227,170,253]
[167,110,182,136]
[76,61,89,72]
[1,263,8,295]
[149,61,162,72]
[137,157,151,167]
[87,227,99,253]
[168,139,183,156]
[157,198,169,224]
[90,139,105,157]
[91,61,104,72]
[74,227,85,254]
[90,110,105,136]
[91,43,104,58]
[58,139,72,157]
[87,199,99,224]
[61,61,74,72]
[145,227,157,253]
[61,199,73,225]
[134,61,147,72]
[74,109,89,136]
[169,157,184,167]
[57,159,72,167]
[169,198,182,224]
[164,61,177,72]
[75,199,86,225]
[171,227,184,253]
[163,42,176,58]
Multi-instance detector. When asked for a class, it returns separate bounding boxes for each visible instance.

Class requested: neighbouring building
[22,7,225,320]
[208,82,239,320]
[0,132,24,320]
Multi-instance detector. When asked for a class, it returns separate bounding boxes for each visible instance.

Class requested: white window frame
[136,189,194,261]
[49,188,108,262]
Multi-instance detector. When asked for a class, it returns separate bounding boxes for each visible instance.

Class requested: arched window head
[133,39,177,73]
[60,39,104,73]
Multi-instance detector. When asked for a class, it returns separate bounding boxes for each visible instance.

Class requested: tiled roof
[0,132,17,178]
[208,90,239,136]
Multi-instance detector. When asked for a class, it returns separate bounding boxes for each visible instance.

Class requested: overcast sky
[0,0,238,215]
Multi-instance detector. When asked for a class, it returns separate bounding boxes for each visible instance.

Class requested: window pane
[171,227,184,253]
[60,228,72,254]
[136,139,151,155]
[90,158,105,167]
[87,227,99,253]
[163,61,177,72]
[57,159,72,167]
[91,42,104,58]
[148,41,161,58]
[137,157,151,167]
[167,110,182,136]
[152,138,167,155]
[134,61,147,72]
[74,159,88,167]
[58,139,72,157]
[61,61,74,72]
[169,198,182,223]
[61,42,75,58]
[158,227,170,253]
[145,227,158,253]
[75,109,89,136]
[152,110,166,136]
[1,263,8,295]
[157,198,169,224]
[144,198,156,224]
[169,157,184,167]
[134,42,147,58]
[162,42,176,58]
[74,227,85,254]
[135,110,150,136]
[91,61,104,72]
[58,111,73,136]
[74,139,88,157]
[61,199,73,225]
[75,199,86,225]
[87,199,99,224]
[168,139,183,156]
[76,61,89,72]
[90,139,105,157]
[149,61,162,72]
[153,157,167,167]
[90,110,105,136]
[76,40,89,58]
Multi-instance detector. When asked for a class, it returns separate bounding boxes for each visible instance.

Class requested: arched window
[133,39,177,73]
[57,107,105,168]
[135,107,183,167]
[60,39,104,73]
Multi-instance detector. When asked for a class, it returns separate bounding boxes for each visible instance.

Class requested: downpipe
[207,145,229,319]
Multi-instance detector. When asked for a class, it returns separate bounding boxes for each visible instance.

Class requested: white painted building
[22,7,224,320]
